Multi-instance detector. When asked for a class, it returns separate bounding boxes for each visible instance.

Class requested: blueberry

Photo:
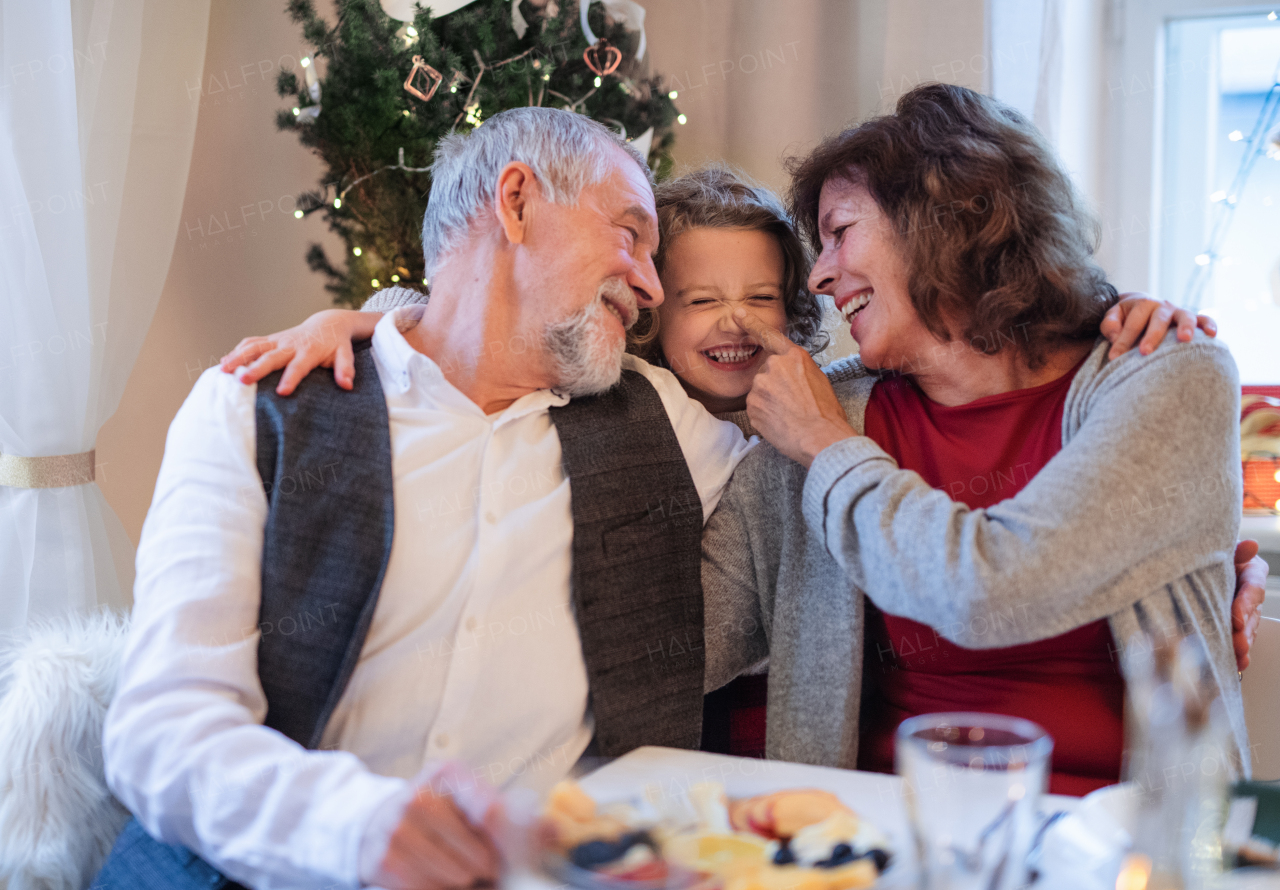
[569,832,654,870]
[772,842,796,866]
[570,840,625,869]
[815,844,858,868]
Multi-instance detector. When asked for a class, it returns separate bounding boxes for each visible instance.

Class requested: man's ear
[494,161,539,246]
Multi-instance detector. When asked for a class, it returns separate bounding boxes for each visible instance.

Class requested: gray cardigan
[702,332,1249,778]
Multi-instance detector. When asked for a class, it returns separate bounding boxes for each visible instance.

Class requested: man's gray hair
[421,107,652,277]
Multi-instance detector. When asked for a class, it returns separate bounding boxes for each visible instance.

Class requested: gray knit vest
[94,341,705,889]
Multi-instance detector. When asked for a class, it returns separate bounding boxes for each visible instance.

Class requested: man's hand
[1234,540,1269,672]
[359,762,503,890]
[735,309,857,468]
[218,308,394,396]
[1100,292,1216,361]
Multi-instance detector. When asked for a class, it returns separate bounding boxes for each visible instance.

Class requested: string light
[668,90,678,99]
[677,114,687,125]
[371,278,380,287]
[292,107,300,116]
[391,274,400,282]
[333,198,342,208]
[353,246,362,256]
[1273,469,1280,483]
[594,76,602,87]
[423,278,429,285]
[300,57,311,68]
[406,25,418,38]
[293,209,304,219]
[402,109,411,117]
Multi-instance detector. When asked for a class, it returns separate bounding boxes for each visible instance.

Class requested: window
[1159,12,1280,383]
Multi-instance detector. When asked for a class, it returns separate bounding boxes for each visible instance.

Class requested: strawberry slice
[610,860,669,883]
[747,798,777,839]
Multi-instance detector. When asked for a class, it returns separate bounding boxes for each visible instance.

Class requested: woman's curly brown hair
[787,83,1117,368]
[628,164,828,365]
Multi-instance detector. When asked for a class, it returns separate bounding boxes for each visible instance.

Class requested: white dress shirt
[103,312,752,890]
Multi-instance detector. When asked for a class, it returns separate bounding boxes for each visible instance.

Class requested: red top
[856,361,1124,797]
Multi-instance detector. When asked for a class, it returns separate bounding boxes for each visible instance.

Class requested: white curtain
[0,1,210,643]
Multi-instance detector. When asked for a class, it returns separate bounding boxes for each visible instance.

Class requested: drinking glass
[896,712,1053,890]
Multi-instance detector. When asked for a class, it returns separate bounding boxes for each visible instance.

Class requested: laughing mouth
[838,289,872,323]
[602,298,631,329]
[701,344,761,365]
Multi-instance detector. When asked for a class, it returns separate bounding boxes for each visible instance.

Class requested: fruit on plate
[542,780,890,890]
[771,791,847,839]
[663,832,771,876]
[545,780,639,852]
[728,790,851,840]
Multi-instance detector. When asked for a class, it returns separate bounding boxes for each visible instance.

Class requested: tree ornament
[404,55,443,102]
[579,0,647,62]
[381,0,478,21]
[583,39,621,77]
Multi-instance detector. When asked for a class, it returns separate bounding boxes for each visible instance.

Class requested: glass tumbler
[896,712,1053,890]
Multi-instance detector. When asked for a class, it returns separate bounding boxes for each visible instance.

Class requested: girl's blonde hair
[628,165,828,365]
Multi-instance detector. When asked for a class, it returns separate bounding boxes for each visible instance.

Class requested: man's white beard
[543,278,636,397]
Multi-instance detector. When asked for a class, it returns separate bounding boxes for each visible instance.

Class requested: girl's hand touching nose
[735,309,857,467]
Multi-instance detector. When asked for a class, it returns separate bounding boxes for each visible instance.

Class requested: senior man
[96,109,752,890]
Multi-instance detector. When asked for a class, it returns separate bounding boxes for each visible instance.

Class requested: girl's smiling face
[656,226,789,414]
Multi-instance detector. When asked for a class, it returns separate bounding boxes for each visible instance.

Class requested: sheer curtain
[0,1,209,644]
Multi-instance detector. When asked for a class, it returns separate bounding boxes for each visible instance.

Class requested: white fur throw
[0,610,131,890]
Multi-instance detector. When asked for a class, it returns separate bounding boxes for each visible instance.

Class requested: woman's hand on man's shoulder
[1101,292,1217,360]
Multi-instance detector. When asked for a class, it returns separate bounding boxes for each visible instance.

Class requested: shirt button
[435,733,450,749]
[484,510,497,524]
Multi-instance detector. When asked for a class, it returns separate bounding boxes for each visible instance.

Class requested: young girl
[628,165,828,437]
[220,165,1214,762]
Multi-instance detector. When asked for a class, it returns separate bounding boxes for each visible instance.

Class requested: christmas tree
[276,0,681,307]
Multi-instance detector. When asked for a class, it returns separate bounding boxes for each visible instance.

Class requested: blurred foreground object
[1121,633,1236,889]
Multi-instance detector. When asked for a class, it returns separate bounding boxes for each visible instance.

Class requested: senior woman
[707,82,1250,794]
